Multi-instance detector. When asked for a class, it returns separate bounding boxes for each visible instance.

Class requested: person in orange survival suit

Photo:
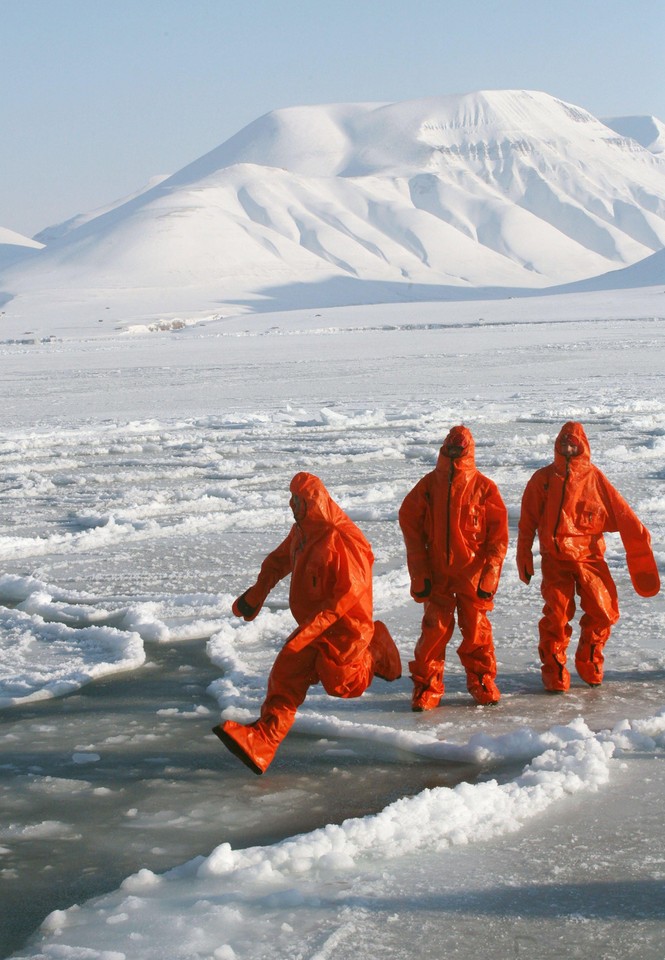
[399,425,508,710]
[517,421,660,692]
[212,472,402,774]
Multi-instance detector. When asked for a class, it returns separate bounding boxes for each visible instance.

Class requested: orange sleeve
[244,530,294,608]
[600,473,660,597]
[398,477,431,590]
[516,469,547,582]
[478,482,509,595]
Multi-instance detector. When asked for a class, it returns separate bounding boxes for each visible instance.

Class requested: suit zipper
[446,459,454,565]
[552,459,570,551]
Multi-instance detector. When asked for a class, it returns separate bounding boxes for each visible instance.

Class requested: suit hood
[436,425,476,471]
[289,472,348,529]
[554,421,591,472]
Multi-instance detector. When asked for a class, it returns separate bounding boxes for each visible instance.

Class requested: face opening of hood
[554,422,590,460]
[289,472,343,527]
[440,425,475,462]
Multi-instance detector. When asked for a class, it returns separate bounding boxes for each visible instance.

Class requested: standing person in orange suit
[399,425,508,710]
[213,472,401,774]
[517,421,660,691]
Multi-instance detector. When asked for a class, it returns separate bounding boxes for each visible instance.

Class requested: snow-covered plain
[0,281,664,959]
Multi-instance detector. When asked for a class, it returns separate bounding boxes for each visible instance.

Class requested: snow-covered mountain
[32,174,171,244]
[1,89,665,329]
[556,243,665,292]
[0,226,44,270]
[603,115,665,155]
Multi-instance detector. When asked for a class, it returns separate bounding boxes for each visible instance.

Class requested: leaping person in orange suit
[213,472,401,774]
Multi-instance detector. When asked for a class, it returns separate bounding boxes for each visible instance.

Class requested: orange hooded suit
[399,426,508,709]
[213,472,401,774]
[517,421,660,691]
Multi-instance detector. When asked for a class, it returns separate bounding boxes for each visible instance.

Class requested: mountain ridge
[1,89,664,330]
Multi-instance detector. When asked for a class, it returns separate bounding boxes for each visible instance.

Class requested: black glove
[232,590,259,621]
[413,578,432,600]
[477,587,493,600]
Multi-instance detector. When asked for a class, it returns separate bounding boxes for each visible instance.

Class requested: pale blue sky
[3,0,664,237]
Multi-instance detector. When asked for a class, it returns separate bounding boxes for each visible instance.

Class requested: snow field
[2,382,663,715]
[0,299,663,958]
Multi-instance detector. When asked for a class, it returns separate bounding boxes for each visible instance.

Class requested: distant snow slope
[32,175,171,244]
[556,245,665,292]
[0,227,42,249]
[0,227,44,271]
[603,115,665,155]
[1,90,664,331]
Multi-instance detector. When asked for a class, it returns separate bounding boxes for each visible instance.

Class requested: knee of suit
[316,650,372,699]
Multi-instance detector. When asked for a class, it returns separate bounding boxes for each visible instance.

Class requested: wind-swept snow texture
[1,90,665,334]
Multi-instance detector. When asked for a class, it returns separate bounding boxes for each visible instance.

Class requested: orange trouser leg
[313,621,376,697]
[315,648,374,698]
[368,620,402,682]
[259,642,319,740]
[221,643,319,773]
[236,641,374,770]
[539,556,575,691]
[409,597,456,700]
[456,590,500,703]
[228,631,379,772]
[575,559,619,686]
